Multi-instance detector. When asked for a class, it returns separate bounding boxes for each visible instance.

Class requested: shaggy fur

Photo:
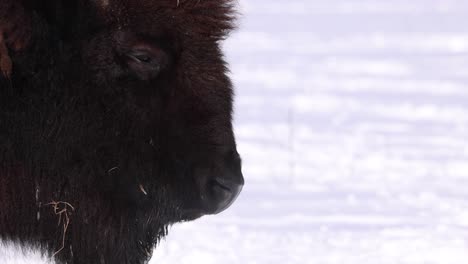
[0,1,240,263]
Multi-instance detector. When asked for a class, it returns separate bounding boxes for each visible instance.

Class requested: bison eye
[123,46,169,81]
[131,53,152,63]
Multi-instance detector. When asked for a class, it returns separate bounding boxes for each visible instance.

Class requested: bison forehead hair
[0,0,243,263]
[98,0,236,38]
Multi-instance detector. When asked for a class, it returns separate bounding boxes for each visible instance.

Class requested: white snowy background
[3,0,468,263]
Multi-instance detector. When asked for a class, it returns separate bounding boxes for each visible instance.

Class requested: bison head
[78,0,244,219]
[0,0,243,261]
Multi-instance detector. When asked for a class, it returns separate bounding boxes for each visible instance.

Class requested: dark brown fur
[0,1,241,263]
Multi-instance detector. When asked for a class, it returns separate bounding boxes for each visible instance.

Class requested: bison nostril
[183,150,244,217]
[211,178,232,192]
[204,176,243,215]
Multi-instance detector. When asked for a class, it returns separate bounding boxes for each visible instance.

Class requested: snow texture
[3,0,468,263]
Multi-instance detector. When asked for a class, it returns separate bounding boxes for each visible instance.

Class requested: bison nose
[201,151,244,215]
[206,175,243,214]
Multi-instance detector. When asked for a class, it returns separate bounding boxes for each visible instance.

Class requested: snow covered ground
[4,0,468,263]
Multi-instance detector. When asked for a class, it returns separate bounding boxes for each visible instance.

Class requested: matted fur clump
[0,0,243,263]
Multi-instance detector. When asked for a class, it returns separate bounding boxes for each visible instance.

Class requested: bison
[0,0,244,263]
